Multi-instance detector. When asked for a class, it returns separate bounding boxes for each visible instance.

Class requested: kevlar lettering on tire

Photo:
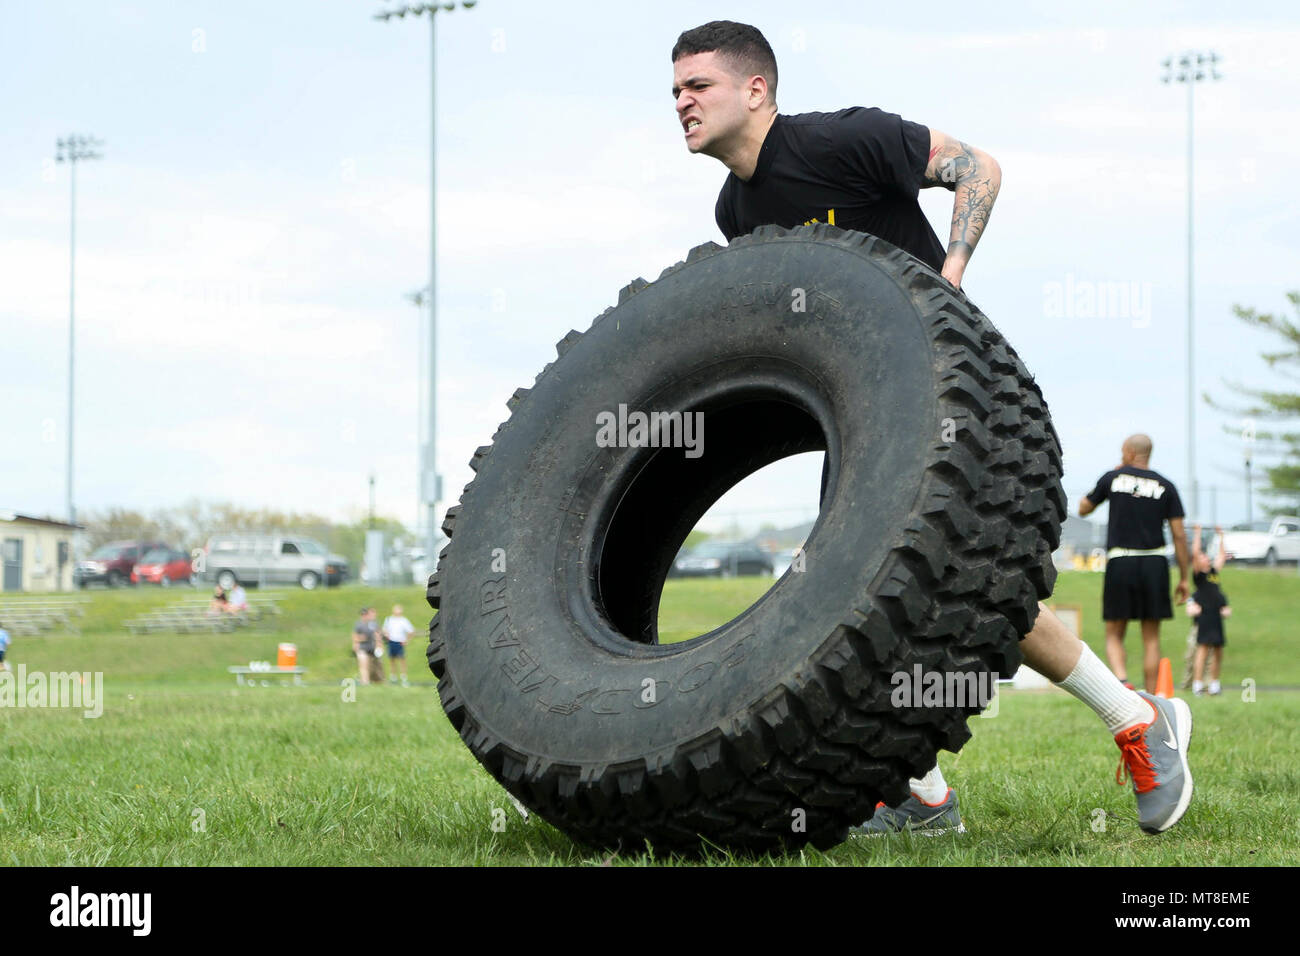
[426,224,1065,854]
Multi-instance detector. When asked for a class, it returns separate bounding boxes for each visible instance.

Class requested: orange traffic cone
[1155,657,1175,699]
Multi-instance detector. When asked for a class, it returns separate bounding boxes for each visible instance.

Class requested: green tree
[327,515,413,577]
[1209,291,1300,510]
[81,508,169,550]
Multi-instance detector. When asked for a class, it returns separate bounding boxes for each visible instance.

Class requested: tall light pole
[376,1,478,574]
[54,135,104,535]
[1162,51,1221,522]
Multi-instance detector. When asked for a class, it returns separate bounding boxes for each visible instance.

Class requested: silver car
[200,534,349,590]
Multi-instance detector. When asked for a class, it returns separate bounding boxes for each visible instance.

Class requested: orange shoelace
[1114,725,1159,793]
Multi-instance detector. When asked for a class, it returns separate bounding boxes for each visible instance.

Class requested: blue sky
[3,0,1298,538]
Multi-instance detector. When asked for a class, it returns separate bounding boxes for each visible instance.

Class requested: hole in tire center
[592,394,830,648]
[656,451,825,645]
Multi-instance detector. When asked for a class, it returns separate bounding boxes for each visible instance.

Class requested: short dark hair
[672,21,777,104]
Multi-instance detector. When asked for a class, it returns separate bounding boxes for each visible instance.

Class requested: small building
[0,511,82,593]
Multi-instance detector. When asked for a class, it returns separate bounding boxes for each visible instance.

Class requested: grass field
[1,567,1297,866]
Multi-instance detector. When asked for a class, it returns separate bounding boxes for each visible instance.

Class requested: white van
[201,534,349,590]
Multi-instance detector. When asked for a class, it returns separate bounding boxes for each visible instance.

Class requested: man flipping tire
[671,20,1193,835]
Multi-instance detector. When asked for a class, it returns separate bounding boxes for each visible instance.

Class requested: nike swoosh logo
[1163,726,1179,750]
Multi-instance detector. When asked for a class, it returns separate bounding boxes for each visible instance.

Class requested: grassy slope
[0,569,1296,865]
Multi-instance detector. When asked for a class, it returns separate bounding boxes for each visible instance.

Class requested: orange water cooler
[277,643,298,669]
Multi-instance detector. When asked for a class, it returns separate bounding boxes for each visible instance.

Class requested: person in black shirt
[1080,434,1190,693]
[1186,523,1230,696]
[672,21,1194,837]
[713,108,949,271]
[676,31,998,288]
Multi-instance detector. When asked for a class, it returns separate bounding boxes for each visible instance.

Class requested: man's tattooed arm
[921,130,1002,290]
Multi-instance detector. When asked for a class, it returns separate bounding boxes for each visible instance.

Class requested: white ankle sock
[1056,642,1154,735]
[909,766,949,805]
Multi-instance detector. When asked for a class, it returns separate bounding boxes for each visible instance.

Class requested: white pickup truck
[1221,516,1300,566]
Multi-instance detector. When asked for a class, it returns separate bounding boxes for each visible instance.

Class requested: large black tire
[427,224,1065,854]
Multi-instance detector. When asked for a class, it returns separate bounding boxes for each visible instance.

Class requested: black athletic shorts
[1103,554,1173,621]
[1194,620,1225,647]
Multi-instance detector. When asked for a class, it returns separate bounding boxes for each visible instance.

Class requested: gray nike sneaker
[849,789,965,836]
[1114,691,1194,834]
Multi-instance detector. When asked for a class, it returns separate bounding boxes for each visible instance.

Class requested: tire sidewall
[440,236,944,765]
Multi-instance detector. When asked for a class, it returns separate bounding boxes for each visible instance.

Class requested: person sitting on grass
[226,583,249,615]
[208,585,229,617]
[1186,523,1230,697]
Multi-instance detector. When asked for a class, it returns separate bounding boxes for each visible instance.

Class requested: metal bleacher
[0,598,89,636]
[123,597,281,635]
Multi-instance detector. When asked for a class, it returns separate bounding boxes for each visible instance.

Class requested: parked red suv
[74,540,169,588]
[131,547,197,587]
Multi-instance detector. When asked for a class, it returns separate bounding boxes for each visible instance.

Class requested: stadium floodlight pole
[54,134,104,541]
[1162,50,1221,523]
[375,0,478,576]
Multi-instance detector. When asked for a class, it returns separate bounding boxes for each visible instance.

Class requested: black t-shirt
[1192,569,1227,636]
[714,108,947,271]
[1085,465,1185,550]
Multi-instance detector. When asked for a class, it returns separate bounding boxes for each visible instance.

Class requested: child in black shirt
[1186,524,1231,696]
